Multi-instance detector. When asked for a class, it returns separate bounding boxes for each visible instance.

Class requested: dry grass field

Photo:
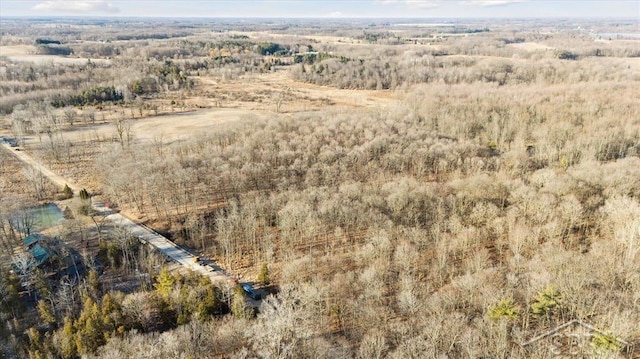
[0,45,111,65]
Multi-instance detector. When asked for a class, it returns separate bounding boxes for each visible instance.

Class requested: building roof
[23,234,47,247]
[29,243,51,265]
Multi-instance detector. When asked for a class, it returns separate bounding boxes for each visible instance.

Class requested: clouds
[405,0,440,9]
[32,1,120,14]
[465,0,527,7]
[376,0,440,9]
[378,0,529,9]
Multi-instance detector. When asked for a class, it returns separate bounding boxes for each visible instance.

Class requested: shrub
[531,286,562,317]
[62,184,73,199]
[488,298,519,320]
[591,331,622,353]
[556,50,577,60]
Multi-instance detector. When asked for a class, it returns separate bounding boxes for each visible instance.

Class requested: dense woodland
[1,17,639,358]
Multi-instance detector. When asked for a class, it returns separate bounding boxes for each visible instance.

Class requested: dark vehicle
[241,283,261,300]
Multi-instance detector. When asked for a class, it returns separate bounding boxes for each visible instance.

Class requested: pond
[10,203,64,233]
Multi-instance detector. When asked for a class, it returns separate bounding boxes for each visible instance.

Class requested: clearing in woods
[0,44,111,64]
[39,71,398,145]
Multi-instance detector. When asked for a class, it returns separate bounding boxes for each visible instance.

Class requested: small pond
[10,203,64,233]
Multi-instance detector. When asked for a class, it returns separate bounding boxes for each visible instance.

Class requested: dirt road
[0,142,81,193]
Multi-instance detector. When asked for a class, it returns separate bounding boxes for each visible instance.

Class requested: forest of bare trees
[1,16,639,358]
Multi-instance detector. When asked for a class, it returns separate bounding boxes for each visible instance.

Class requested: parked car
[241,283,261,300]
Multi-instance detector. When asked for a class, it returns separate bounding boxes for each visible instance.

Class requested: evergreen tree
[27,327,44,358]
[37,300,56,328]
[79,188,90,201]
[154,267,175,299]
[33,270,51,300]
[1,272,24,317]
[86,270,102,299]
[231,285,247,318]
[100,292,122,335]
[258,262,270,285]
[74,295,105,355]
[63,184,73,199]
[59,316,76,359]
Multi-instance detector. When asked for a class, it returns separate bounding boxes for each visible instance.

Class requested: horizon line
[2,15,638,20]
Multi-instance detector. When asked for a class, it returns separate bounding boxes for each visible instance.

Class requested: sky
[0,0,638,18]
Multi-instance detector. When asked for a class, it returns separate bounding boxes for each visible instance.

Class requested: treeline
[36,44,72,56]
[115,32,190,41]
[291,53,639,89]
[50,85,124,108]
[35,39,61,45]
[0,60,125,114]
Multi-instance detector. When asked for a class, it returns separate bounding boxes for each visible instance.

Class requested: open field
[508,42,553,51]
[0,45,111,65]
[1,17,639,359]
[51,72,396,145]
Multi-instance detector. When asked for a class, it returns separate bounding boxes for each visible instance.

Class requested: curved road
[1,141,234,285]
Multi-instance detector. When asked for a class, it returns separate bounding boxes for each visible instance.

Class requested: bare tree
[23,166,48,201]
[113,118,134,148]
[249,285,316,358]
[10,111,28,146]
[88,209,108,244]
[63,107,77,127]
[12,252,38,297]
[10,205,36,236]
[84,108,96,125]
[114,225,136,272]
[55,276,78,316]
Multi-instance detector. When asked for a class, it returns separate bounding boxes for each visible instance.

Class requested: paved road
[1,141,235,286]
[93,203,233,284]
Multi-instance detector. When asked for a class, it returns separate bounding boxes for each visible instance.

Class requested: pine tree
[197,283,221,318]
[231,285,247,318]
[2,272,24,316]
[531,286,562,321]
[27,327,42,353]
[34,269,51,300]
[86,270,102,299]
[100,292,122,335]
[75,296,105,355]
[154,267,175,299]
[37,300,56,327]
[258,262,270,285]
[79,188,90,201]
[60,316,76,359]
[63,184,73,199]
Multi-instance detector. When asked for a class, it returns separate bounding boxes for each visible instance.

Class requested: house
[23,233,49,248]
[22,234,56,268]
[29,243,52,266]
